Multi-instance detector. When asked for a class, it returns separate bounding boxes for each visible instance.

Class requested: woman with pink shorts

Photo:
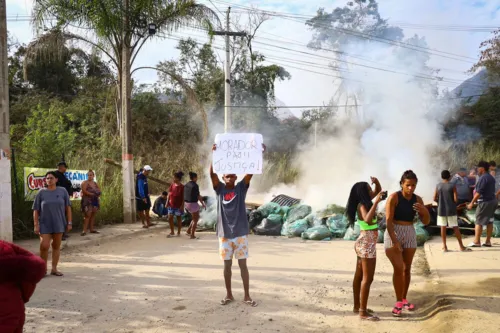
[185,172,207,239]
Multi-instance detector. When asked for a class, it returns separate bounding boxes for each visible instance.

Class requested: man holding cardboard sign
[210,133,265,307]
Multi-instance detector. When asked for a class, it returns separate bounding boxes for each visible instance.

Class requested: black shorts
[136,197,151,211]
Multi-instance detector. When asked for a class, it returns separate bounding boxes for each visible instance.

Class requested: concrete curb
[423,240,441,282]
[60,223,170,253]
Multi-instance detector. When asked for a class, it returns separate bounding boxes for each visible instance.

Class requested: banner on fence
[24,168,97,201]
[212,133,264,175]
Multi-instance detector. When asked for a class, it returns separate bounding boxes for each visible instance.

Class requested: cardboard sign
[213,133,264,174]
[24,168,97,201]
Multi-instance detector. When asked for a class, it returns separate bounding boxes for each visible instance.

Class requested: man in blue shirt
[136,165,153,228]
[467,161,497,247]
[450,168,471,206]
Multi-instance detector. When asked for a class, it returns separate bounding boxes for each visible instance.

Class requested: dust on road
[25,230,500,333]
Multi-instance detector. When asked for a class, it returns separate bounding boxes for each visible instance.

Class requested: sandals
[50,271,64,277]
[467,243,481,248]
[360,314,380,321]
[81,232,87,236]
[392,306,403,317]
[220,297,234,305]
[353,308,374,314]
[482,243,492,247]
[403,300,415,311]
[244,300,258,307]
[461,248,472,252]
[90,230,100,234]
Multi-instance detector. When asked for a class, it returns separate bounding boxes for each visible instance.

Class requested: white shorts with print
[437,215,458,227]
[218,235,249,261]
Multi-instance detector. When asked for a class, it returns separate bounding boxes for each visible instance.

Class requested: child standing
[433,170,470,252]
[167,171,185,237]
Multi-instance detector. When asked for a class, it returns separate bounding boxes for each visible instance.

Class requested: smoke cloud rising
[266,37,459,210]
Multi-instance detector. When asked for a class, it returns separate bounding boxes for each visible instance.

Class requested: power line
[205,0,478,62]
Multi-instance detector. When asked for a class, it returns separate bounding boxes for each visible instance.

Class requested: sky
[5,0,500,117]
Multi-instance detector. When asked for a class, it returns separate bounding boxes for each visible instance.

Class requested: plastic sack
[343,222,361,241]
[197,207,217,231]
[495,209,500,220]
[282,219,309,237]
[248,210,264,230]
[254,214,283,236]
[464,208,476,223]
[414,221,430,246]
[286,204,312,223]
[493,220,500,238]
[182,211,192,226]
[280,206,291,216]
[301,225,332,241]
[377,230,385,243]
[257,202,281,218]
[327,214,348,238]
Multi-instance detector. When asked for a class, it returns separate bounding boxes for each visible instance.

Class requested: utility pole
[121,0,135,224]
[0,0,13,241]
[213,7,246,133]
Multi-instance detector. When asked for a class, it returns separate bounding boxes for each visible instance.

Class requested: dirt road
[25,230,500,333]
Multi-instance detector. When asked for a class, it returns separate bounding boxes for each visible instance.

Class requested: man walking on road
[467,161,497,248]
[54,161,74,240]
[210,143,265,307]
[136,165,153,228]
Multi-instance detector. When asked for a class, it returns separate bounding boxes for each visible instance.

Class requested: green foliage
[471,29,500,80]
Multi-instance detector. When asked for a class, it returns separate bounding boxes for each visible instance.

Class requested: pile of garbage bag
[414,220,430,246]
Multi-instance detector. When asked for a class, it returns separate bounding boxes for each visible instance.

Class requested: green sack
[301,225,332,241]
[377,230,385,243]
[465,209,476,223]
[280,206,291,216]
[257,202,281,218]
[326,214,348,238]
[414,221,430,246]
[282,219,309,237]
[343,222,361,241]
[493,220,500,238]
[286,204,312,223]
[265,214,283,226]
[495,209,500,220]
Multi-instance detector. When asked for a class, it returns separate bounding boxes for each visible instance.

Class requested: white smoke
[267,37,457,210]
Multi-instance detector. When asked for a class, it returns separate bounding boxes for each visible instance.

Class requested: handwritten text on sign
[213,133,264,174]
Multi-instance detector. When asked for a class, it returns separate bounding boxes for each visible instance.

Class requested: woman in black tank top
[384,170,430,317]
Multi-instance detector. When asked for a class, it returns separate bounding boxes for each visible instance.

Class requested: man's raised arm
[210,144,220,189]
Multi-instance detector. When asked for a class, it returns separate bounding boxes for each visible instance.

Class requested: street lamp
[148,23,157,35]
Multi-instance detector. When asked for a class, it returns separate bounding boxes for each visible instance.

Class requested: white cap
[143,165,153,171]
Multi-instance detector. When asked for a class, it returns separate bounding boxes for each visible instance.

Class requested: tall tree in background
[29,0,219,223]
[471,29,500,79]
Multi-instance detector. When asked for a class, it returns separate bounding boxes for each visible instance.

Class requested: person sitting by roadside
[0,240,46,333]
[467,161,497,248]
[153,192,169,218]
[434,170,469,252]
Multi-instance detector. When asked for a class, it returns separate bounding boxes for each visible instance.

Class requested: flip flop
[81,232,86,236]
[442,248,448,253]
[461,248,473,252]
[50,271,64,277]
[482,243,492,247]
[467,243,481,248]
[142,225,149,229]
[360,315,380,321]
[244,300,258,307]
[90,230,100,234]
[220,298,234,305]
[167,234,176,238]
[353,308,374,314]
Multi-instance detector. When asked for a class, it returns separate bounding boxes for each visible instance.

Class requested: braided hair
[345,182,373,227]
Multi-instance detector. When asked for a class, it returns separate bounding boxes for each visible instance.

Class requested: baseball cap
[143,165,153,171]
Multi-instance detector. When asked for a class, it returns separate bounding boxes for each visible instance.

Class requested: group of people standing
[347,160,500,321]
[135,166,206,239]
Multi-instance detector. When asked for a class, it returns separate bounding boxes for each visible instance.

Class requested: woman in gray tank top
[433,170,470,252]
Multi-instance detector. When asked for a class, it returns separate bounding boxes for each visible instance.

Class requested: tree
[29,0,219,132]
[470,29,500,80]
[29,0,219,223]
